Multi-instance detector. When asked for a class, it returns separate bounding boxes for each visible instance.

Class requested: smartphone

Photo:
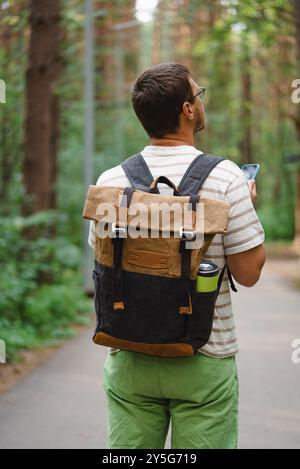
[241,163,260,180]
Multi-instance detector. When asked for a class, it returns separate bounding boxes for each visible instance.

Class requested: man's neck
[149,135,195,147]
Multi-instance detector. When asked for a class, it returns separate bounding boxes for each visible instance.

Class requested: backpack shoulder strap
[121,153,155,191]
[178,153,225,195]
[178,152,237,293]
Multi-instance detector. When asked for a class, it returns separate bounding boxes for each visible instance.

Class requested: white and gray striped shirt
[88,145,265,358]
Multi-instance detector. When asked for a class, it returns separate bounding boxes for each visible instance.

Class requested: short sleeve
[88,220,96,250]
[223,172,265,255]
[87,172,108,251]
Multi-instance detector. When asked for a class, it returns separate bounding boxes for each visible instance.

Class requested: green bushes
[0,212,92,361]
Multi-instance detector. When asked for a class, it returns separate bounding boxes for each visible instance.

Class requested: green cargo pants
[103,350,239,449]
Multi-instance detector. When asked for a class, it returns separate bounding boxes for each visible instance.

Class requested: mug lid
[198,260,219,277]
[200,262,215,271]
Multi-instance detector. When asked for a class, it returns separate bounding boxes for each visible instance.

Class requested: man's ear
[182,101,194,120]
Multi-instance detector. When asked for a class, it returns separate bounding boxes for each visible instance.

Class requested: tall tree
[239,30,253,164]
[293,0,300,247]
[23,0,62,215]
[0,0,27,211]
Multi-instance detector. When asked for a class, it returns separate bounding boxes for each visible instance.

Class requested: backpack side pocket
[188,288,218,351]
[92,269,101,329]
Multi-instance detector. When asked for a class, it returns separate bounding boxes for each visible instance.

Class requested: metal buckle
[179,226,196,241]
[111,223,126,238]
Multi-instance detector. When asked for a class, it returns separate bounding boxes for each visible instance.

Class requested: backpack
[82,152,234,357]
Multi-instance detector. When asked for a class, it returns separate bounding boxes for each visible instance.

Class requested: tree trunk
[0,1,26,209]
[293,0,300,248]
[0,15,11,204]
[23,0,62,216]
[239,32,253,165]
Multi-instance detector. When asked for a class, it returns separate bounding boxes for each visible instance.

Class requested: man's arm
[227,243,266,287]
[223,174,266,287]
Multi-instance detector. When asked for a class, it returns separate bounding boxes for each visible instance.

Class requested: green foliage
[0,280,91,362]
[257,161,295,240]
[0,319,40,360]
[23,282,91,332]
[0,212,92,362]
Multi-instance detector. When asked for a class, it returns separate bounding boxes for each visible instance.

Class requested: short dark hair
[131,63,193,138]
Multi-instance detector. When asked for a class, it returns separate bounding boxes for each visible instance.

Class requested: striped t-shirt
[88,145,265,358]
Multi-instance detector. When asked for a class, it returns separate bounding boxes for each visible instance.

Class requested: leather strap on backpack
[111,187,135,310]
[217,264,238,294]
[178,239,192,314]
[178,194,199,314]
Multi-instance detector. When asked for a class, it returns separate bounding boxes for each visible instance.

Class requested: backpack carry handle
[150,176,181,195]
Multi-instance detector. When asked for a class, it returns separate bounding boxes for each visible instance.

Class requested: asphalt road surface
[0,258,299,449]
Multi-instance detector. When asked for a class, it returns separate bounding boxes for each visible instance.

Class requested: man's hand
[247,179,257,203]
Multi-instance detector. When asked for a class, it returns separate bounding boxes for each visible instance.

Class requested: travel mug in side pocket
[189,260,220,351]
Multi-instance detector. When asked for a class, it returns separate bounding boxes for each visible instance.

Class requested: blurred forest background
[1,0,300,361]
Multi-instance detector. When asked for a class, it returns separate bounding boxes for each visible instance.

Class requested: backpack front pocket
[98,265,187,344]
